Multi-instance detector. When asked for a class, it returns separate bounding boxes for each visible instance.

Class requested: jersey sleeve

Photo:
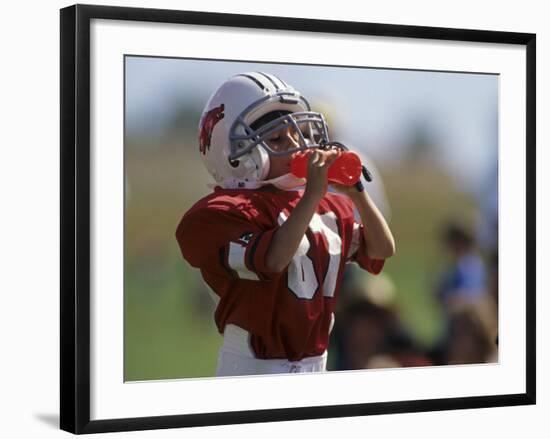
[346,222,385,274]
[175,206,282,282]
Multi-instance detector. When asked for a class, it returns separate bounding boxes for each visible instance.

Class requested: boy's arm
[352,190,395,259]
[265,150,340,273]
[336,185,395,260]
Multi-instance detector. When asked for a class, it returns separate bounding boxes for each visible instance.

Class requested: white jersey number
[278,211,342,300]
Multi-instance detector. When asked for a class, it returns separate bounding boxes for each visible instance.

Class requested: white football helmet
[198,72,330,189]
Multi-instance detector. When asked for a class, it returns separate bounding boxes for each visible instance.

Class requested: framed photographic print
[60,4,536,434]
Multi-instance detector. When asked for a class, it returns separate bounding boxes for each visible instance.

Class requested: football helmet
[198,71,330,189]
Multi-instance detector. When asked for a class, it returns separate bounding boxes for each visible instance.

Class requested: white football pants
[215,324,327,376]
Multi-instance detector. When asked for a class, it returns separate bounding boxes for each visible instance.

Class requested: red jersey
[175,186,384,361]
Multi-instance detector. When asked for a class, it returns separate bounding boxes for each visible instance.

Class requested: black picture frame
[60,3,536,434]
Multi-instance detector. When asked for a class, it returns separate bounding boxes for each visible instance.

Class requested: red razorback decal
[199,103,225,154]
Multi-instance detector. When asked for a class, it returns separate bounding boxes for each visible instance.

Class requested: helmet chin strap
[217,147,306,190]
[258,173,306,190]
[214,173,305,191]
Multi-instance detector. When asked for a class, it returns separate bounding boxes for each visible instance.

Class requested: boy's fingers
[325,150,341,167]
[317,151,337,170]
[309,150,320,165]
[311,151,325,168]
[322,151,335,168]
[308,149,340,173]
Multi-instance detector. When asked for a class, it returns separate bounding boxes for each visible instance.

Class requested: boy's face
[264,123,304,180]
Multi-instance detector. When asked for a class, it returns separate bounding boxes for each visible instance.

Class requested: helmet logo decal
[199,103,225,154]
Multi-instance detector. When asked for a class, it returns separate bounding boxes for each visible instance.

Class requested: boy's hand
[331,182,362,200]
[303,149,341,200]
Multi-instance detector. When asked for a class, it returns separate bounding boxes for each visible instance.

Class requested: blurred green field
[124,139,478,381]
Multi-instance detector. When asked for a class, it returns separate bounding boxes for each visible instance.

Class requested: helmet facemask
[228,95,330,165]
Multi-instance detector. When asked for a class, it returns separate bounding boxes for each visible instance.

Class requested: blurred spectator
[330,266,432,370]
[436,221,487,308]
[341,298,397,370]
[446,302,498,364]
[376,330,433,368]
[430,220,498,365]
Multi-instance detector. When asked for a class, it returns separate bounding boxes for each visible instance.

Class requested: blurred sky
[125,56,498,196]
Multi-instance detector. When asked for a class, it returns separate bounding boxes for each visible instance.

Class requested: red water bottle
[291,150,363,186]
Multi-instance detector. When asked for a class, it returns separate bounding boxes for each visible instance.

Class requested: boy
[176,71,395,376]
